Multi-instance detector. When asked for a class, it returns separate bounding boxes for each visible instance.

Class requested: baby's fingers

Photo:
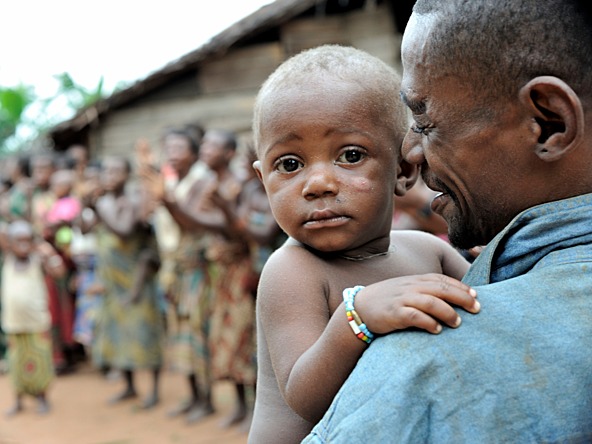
[430,275,480,314]
[398,306,444,334]
[405,295,468,331]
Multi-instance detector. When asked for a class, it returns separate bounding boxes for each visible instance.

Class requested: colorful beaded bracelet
[343,285,374,344]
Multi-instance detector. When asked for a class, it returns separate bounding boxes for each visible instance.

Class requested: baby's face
[255,78,399,253]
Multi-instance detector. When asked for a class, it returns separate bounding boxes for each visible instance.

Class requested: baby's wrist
[343,286,374,344]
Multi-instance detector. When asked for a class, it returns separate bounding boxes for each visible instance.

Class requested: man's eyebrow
[399,91,426,114]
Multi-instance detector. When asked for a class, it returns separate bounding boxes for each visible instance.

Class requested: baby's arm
[259,245,479,424]
[439,238,472,280]
[258,247,367,424]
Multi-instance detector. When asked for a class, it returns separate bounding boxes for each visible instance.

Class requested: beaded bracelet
[343,285,374,344]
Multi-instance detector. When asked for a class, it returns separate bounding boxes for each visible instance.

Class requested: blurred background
[0,0,273,153]
[0,2,437,443]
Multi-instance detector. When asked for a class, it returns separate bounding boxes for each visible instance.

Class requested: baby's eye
[274,156,303,173]
[337,148,365,164]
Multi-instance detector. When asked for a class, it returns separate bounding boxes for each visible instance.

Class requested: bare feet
[5,403,23,417]
[218,405,247,429]
[167,399,196,418]
[36,396,51,415]
[140,394,159,410]
[108,388,138,405]
[186,403,215,424]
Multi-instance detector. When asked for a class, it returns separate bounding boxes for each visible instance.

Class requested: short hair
[412,0,592,105]
[183,123,205,146]
[207,129,238,152]
[163,127,201,155]
[252,44,407,154]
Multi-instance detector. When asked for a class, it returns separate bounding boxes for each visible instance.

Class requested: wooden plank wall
[282,3,401,69]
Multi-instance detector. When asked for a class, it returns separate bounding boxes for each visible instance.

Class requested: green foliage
[0,85,35,152]
[55,72,105,109]
[0,74,106,154]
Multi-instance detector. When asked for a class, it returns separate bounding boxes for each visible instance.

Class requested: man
[304,1,592,442]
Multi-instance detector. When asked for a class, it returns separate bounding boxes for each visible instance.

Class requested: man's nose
[401,130,426,165]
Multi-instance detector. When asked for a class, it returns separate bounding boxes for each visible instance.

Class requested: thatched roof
[49,0,321,140]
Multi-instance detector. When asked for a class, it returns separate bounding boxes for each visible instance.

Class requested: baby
[248,45,480,443]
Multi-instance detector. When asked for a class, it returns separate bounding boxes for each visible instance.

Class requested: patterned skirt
[168,266,213,392]
[7,332,54,396]
[209,258,256,385]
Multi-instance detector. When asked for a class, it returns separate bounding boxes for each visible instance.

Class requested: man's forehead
[401,12,438,58]
[400,13,449,106]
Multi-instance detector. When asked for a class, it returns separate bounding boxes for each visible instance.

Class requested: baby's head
[252,45,416,253]
[253,45,408,154]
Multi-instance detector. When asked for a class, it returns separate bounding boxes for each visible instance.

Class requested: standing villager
[1,220,67,415]
[89,156,164,409]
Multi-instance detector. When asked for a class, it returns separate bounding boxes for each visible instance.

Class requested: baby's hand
[354,274,479,335]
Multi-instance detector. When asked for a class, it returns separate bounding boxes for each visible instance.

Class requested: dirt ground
[0,362,250,444]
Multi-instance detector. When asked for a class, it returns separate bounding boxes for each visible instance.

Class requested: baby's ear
[394,159,419,196]
[252,160,264,184]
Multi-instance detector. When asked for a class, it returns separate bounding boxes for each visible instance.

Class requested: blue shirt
[304,194,592,443]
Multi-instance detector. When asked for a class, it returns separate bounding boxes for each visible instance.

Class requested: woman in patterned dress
[89,156,164,409]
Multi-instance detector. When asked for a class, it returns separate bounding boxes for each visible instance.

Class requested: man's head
[401,0,592,249]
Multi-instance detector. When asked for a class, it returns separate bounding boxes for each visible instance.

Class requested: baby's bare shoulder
[263,239,330,275]
[258,240,331,303]
[390,229,448,252]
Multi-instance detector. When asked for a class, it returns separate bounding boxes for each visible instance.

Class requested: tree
[54,72,104,110]
[0,74,106,154]
[0,84,35,151]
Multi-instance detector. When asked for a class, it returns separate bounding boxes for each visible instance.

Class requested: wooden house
[48,0,415,159]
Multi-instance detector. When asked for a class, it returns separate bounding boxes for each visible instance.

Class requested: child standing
[248,45,481,443]
[0,220,66,415]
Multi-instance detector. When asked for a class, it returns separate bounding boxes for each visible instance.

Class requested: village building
[48,0,414,159]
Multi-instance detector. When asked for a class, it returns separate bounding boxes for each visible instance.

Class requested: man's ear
[519,76,584,162]
[394,158,419,197]
[252,160,264,185]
